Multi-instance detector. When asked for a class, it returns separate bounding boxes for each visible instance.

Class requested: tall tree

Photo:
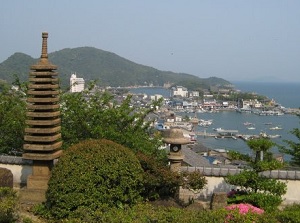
[279,115,300,166]
[60,89,164,157]
[0,89,26,154]
[225,137,286,211]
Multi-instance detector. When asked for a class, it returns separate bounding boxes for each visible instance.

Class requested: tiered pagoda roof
[23,32,62,161]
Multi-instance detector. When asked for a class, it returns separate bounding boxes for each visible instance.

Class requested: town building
[189,91,200,98]
[70,73,85,92]
[171,86,188,98]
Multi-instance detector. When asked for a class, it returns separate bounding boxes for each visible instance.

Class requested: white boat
[247,127,256,130]
[213,127,224,132]
[270,126,283,130]
[243,122,253,126]
[268,134,281,138]
[198,119,213,127]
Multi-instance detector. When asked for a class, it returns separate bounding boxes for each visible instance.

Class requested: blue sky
[1,0,300,82]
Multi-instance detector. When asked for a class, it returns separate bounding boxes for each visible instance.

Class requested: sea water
[233,81,300,109]
[195,111,298,156]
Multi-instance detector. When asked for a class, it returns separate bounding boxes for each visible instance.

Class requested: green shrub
[276,203,300,223]
[45,139,144,220]
[181,170,207,191]
[137,153,207,201]
[0,187,18,223]
[137,152,181,200]
[64,203,228,223]
[243,193,282,212]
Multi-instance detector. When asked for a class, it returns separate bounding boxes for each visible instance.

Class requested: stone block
[19,188,47,205]
[0,167,13,188]
[210,192,227,210]
[26,175,50,190]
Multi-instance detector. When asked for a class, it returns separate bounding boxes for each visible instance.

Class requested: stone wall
[0,155,32,186]
[1,156,300,205]
[179,175,300,206]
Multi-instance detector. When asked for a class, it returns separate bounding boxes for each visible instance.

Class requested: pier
[195,131,268,141]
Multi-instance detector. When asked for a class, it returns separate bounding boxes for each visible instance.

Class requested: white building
[70,73,85,93]
[171,86,188,98]
[189,91,200,98]
[150,94,163,101]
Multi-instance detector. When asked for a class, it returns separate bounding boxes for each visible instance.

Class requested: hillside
[0,47,231,90]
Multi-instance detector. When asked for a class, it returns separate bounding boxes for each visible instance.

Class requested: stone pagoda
[22,32,62,199]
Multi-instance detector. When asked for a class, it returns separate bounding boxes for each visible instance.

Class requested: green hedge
[45,139,144,220]
[0,187,18,223]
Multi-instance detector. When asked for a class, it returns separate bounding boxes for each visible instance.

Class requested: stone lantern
[163,128,190,172]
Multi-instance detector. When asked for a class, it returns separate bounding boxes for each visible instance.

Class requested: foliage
[247,138,274,162]
[228,150,252,162]
[60,90,165,158]
[0,88,26,154]
[0,187,18,223]
[225,171,286,196]
[0,52,35,84]
[279,115,300,166]
[225,137,287,211]
[39,202,285,223]
[276,203,300,223]
[46,202,227,223]
[243,193,283,213]
[221,91,268,102]
[181,170,207,192]
[137,152,207,201]
[45,139,144,220]
[137,152,181,200]
[32,201,300,223]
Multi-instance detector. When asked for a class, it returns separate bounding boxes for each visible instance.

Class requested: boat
[247,127,256,130]
[213,127,224,132]
[264,122,273,125]
[243,122,253,126]
[268,134,281,138]
[198,119,213,127]
[269,126,283,130]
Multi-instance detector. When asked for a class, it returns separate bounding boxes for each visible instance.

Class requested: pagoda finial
[31,32,57,69]
[41,32,48,59]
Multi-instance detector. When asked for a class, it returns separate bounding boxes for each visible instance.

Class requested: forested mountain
[0,47,231,90]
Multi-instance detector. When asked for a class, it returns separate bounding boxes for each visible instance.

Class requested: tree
[225,137,287,212]
[0,89,26,154]
[60,89,165,158]
[279,115,300,166]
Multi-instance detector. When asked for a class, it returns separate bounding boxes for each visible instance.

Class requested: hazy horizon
[1,1,300,83]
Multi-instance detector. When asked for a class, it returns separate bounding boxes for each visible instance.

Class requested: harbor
[168,110,299,156]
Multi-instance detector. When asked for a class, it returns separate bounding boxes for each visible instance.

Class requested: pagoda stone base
[19,188,47,206]
[19,160,53,205]
[27,175,50,190]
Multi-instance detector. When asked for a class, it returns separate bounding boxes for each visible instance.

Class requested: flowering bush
[225,203,264,223]
[226,203,264,215]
